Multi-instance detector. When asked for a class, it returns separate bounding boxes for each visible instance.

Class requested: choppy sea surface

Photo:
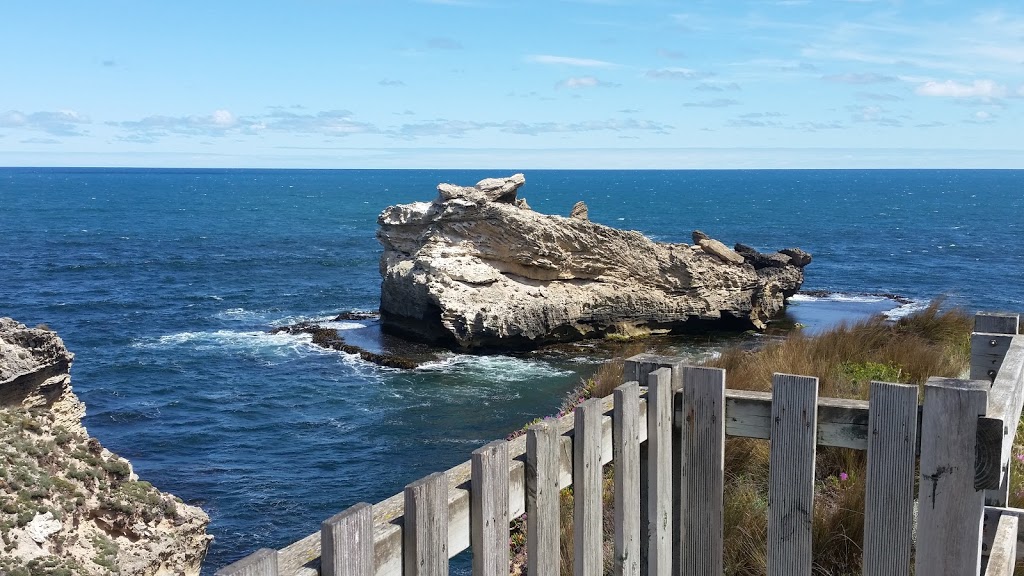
[1,168,1021,571]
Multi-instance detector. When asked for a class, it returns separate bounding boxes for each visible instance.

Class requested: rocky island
[0,318,210,575]
[377,174,811,350]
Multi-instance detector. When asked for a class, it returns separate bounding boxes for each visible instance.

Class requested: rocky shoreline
[0,318,211,575]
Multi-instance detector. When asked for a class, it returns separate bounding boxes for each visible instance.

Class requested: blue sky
[2,1,1023,168]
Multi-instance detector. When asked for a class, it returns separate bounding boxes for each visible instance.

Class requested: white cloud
[645,67,701,80]
[0,109,90,136]
[682,99,741,108]
[915,79,1006,98]
[822,73,896,84]
[211,110,236,127]
[557,76,618,89]
[527,54,618,68]
[111,110,258,138]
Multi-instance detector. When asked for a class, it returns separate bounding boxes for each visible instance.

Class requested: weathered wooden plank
[646,367,673,576]
[862,381,918,576]
[321,503,373,576]
[679,366,725,576]
[471,440,510,576]
[986,513,1019,576]
[767,373,818,576]
[975,312,1020,335]
[985,338,1024,489]
[216,549,279,576]
[404,472,448,576]
[625,354,684,391]
[719,389,870,449]
[971,333,1013,382]
[982,506,1024,562]
[526,422,560,576]
[613,382,641,576]
[575,398,604,576]
[916,377,989,576]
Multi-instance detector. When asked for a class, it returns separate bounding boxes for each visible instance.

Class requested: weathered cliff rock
[0,318,211,575]
[377,174,811,349]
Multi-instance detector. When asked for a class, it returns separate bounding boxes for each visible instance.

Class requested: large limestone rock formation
[0,318,211,575]
[377,174,811,350]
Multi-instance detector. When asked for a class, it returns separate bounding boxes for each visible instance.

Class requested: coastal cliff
[0,318,211,575]
[377,174,811,349]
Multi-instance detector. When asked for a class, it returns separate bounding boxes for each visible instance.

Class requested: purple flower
[839,472,849,482]
[1016,453,1024,463]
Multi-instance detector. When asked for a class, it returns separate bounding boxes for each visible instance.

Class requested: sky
[1,0,1023,169]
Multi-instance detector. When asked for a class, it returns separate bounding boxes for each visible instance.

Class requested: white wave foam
[790,293,888,304]
[417,354,573,382]
[139,329,317,357]
[882,300,929,320]
[318,321,366,331]
[214,308,265,321]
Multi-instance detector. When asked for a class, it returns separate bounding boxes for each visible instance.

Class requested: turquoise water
[1,168,1021,570]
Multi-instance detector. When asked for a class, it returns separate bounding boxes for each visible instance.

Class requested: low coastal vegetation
[510,302,1019,575]
[0,407,182,575]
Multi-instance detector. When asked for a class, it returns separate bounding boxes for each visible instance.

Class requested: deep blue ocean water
[1,168,1021,571]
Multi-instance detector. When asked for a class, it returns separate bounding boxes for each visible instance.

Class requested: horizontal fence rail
[217,312,1024,576]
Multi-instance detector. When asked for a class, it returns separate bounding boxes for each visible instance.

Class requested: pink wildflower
[839,472,849,482]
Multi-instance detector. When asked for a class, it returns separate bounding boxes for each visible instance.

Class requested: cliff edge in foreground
[377,174,811,350]
[0,318,211,576]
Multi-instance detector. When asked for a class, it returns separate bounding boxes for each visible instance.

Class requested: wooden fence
[217,311,1024,576]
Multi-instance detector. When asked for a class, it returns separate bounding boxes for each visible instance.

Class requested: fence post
[971,312,1020,508]
[404,472,449,576]
[574,398,604,576]
[766,373,819,576]
[862,382,918,576]
[678,366,725,575]
[214,549,279,576]
[916,377,989,576]
[471,440,510,576]
[614,381,641,576]
[321,503,374,576]
[527,422,560,576]
[646,367,673,576]
[971,312,1018,383]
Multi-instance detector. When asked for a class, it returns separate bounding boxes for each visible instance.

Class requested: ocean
[1,168,1021,571]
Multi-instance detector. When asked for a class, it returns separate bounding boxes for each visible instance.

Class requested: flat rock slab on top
[376,174,811,350]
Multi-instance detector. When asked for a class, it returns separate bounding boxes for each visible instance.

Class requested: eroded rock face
[377,174,811,350]
[0,318,211,575]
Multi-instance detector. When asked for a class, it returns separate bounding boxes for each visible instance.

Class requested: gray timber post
[526,422,560,576]
[679,366,726,575]
[985,513,1019,576]
[971,311,1020,507]
[574,398,604,576]
[470,440,510,576]
[623,355,683,576]
[766,373,819,576]
[862,382,918,576]
[321,503,374,576]
[613,381,641,576]
[215,549,279,576]
[971,312,1019,382]
[915,377,989,576]
[404,472,449,576]
[645,367,673,576]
